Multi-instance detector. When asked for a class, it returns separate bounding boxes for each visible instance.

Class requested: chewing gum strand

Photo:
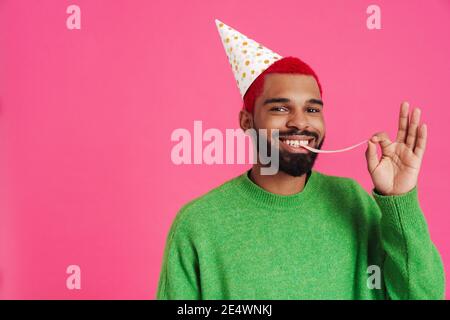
[300,139,368,154]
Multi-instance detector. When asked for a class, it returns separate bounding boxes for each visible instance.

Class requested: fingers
[406,107,421,149]
[414,123,427,159]
[371,131,392,150]
[396,102,409,142]
[365,140,378,174]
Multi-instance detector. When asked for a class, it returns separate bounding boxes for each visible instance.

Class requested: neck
[249,164,309,196]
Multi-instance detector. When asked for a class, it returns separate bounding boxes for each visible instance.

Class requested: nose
[285,110,309,130]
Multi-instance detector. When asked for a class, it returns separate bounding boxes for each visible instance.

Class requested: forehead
[261,73,321,100]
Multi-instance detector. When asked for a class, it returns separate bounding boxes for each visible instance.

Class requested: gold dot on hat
[225,38,230,43]
[243,41,248,46]
[264,60,270,64]
[242,50,247,54]
[256,53,261,56]
[242,72,246,78]
[219,23,224,28]
[251,70,255,74]
[234,36,238,40]
[245,60,250,65]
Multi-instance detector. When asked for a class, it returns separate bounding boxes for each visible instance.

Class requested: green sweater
[157,170,445,300]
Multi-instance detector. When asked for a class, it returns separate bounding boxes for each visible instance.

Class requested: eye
[270,106,289,112]
[307,107,321,113]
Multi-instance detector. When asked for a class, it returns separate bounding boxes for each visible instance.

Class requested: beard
[278,135,324,177]
[255,126,325,177]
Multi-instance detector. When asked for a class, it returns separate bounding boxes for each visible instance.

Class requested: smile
[278,136,314,153]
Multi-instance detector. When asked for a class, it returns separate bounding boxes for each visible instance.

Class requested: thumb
[372,132,392,151]
[365,140,378,174]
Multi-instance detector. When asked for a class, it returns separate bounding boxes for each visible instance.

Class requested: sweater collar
[235,169,320,210]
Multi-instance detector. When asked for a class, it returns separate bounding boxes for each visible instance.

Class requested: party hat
[215,19,283,98]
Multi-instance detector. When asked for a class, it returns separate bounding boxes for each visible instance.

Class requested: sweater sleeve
[371,185,445,300]
[156,209,201,300]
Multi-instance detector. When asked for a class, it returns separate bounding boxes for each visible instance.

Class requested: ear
[239,109,254,131]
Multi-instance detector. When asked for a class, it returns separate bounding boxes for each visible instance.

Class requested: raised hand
[365,102,427,196]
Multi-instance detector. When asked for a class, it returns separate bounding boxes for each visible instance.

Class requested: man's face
[252,73,326,177]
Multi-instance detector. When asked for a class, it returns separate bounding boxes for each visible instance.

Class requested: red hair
[243,56,322,113]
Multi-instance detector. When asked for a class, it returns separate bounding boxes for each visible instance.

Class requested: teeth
[282,139,309,148]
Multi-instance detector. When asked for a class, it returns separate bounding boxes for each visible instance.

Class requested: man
[156,20,445,299]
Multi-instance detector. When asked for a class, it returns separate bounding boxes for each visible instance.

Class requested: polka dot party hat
[215,19,283,98]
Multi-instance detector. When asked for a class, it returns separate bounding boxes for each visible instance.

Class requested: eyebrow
[263,97,324,107]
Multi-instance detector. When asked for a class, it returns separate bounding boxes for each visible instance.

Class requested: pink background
[0,0,449,299]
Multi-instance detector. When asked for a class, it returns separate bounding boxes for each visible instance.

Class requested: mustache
[277,130,319,141]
